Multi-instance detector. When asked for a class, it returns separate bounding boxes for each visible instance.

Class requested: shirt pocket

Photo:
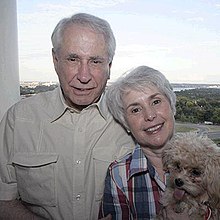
[12,153,58,207]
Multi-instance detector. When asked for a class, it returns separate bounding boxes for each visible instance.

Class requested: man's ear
[52,48,57,61]
[108,61,112,79]
[52,48,58,72]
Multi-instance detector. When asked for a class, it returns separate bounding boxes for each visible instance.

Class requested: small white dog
[158,132,220,220]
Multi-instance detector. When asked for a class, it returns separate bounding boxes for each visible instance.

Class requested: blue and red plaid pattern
[99,145,166,220]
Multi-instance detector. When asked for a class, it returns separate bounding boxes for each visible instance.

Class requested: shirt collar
[128,145,150,179]
[128,145,166,191]
[46,86,65,122]
[128,145,159,179]
[92,91,109,120]
[50,86,109,122]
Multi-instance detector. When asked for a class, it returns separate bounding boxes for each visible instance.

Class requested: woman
[99,66,187,219]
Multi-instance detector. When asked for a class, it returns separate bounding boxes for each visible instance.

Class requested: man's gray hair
[51,13,116,62]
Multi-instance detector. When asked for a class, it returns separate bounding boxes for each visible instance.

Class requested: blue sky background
[17,0,220,83]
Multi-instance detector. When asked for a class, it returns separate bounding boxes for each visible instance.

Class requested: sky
[17,0,220,84]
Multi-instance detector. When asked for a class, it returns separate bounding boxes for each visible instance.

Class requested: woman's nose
[144,107,156,121]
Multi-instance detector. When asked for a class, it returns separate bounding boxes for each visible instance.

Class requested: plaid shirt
[99,145,166,220]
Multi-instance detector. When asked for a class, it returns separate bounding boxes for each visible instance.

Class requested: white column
[0,0,20,120]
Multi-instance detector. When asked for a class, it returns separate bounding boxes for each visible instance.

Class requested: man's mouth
[72,87,93,95]
[75,87,93,91]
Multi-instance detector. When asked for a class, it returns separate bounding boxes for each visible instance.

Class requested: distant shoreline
[19,81,220,93]
[171,83,220,92]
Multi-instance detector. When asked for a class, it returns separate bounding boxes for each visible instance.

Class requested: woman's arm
[99,168,130,220]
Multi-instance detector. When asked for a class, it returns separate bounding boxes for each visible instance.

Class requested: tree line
[20,85,220,125]
[175,88,220,125]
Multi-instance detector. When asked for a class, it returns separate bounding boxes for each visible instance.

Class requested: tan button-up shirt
[0,87,135,220]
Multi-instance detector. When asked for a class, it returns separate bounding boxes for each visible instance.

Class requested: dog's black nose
[175,178,184,187]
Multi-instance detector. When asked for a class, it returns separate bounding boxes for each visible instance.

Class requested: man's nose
[77,61,92,83]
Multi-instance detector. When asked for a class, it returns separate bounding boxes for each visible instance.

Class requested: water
[172,84,220,92]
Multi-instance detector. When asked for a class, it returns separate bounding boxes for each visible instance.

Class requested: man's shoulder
[19,88,58,105]
[9,88,59,119]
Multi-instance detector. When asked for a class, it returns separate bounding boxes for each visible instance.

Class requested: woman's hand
[161,206,191,220]
[99,214,112,220]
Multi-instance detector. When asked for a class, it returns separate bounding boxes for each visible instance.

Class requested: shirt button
[76,160,81,164]
[68,108,75,113]
[76,194,81,200]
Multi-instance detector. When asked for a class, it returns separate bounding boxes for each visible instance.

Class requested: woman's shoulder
[109,145,141,171]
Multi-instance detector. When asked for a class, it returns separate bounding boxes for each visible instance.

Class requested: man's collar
[49,86,67,122]
[51,86,109,122]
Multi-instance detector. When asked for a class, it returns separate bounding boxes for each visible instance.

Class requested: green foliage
[175,88,220,125]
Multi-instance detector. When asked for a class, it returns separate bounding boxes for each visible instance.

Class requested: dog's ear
[162,133,184,171]
[204,150,220,208]
[162,144,175,171]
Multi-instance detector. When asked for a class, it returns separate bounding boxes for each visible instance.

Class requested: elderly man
[0,13,134,220]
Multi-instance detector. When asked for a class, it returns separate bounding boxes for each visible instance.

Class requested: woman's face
[123,86,175,151]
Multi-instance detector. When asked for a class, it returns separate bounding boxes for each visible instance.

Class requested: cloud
[187,17,204,22]
[183,10,197,15]
[18,0,132,27]
[36,0,129,14]
[69,0,128,8]
[17,0,220,84]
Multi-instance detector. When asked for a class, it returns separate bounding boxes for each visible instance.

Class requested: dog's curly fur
[157,132,220,220]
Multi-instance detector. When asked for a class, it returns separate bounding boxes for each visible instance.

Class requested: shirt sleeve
[0,107,18,200]
[98,167,131,220]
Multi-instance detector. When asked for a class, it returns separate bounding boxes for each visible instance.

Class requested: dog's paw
[173,202,187,213]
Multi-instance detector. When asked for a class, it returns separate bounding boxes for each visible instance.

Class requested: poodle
[157,132,220,220]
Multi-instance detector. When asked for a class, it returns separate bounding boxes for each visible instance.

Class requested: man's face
[52,24,111,108]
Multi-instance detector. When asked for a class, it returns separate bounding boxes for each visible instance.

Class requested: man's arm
[0,200,46,220]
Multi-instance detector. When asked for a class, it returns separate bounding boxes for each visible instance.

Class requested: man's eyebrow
[89,55,106,60]
[67,54,106,61]
[68,53,79,58]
